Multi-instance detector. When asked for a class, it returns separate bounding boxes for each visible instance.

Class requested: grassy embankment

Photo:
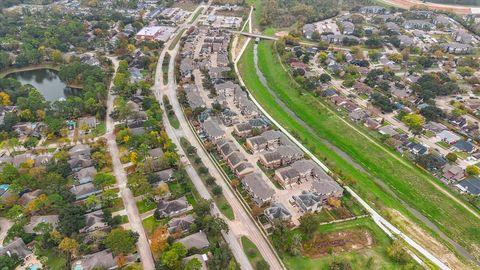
[238,40,480,265]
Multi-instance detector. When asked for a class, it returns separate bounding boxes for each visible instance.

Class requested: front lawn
[35,248,67,270]
[137,199,156,214]
[142,216,168,236]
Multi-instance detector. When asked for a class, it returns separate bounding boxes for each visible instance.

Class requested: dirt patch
[387,208,471,270]
[303,229,374,258]
[383,0,471,14]
[275,31,289,38]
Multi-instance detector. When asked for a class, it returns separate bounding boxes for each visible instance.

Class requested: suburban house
[234,162,255,178]
[75,166,97,184]
[70,182,101,201]
[152,169,175,183]
[175,231,209,250]
[24,215,59,234]
[68,155,93,172]
[359,5,387,14]
[69,144,91,159]
[167,215,194,234]
[156,196,192,218]
[274,160,327,188]
[264,203,292,224]
[452,140,475,153]
[72,250,117,270]
[241,173,275,206]
[214,81,241,97]
[437,130,461,144]
[147,147,164,160]
[442,164,465,182]
[219,141,239,159]
[258,145,304,169]
[442,43,473,54]
[292,191,323,213]
[226,152,247,170]
[456,178,480,196]
[424,121,447,134]
[233,122,253,138]
[18,189,42,206]
[0,238,32,261]
[80,210,108,233]
[311,179,344,202]
[202,118,225,142]
[246,130,288,152]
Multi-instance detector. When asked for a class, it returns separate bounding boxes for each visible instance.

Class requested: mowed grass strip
[239,41,480,256]
[169,28,186,50]
[241,236,270,270]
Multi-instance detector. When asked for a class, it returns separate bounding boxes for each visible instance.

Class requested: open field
[238,40,480,266]
[273,218,411,270]
[241,236,270,270]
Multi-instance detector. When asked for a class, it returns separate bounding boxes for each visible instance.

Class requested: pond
[7,68,81,101]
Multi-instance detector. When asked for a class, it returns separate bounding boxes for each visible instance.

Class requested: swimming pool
[27,264,39,270]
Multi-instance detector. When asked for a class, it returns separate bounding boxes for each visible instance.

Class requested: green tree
[104,228,137,255]
[161,242,187,270]
[185,258,203,270]
[58,206,85,235]
[445,152,458,163]
[319,73,331,83]
[127,173,150,196]
[299,212,319,238]
[0,51,12,70]
[23,137,39,149]
[93,172,116,190]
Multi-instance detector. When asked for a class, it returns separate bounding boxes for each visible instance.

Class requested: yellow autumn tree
[0,92,11,106]
[327,197,341,208]
[129,151,138,163]
[150,227,169,257]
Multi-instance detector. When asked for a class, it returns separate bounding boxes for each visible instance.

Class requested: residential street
[151,7,284,269]
[105,57,156,270]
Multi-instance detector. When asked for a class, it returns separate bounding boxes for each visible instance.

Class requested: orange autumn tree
[150,227,169,257]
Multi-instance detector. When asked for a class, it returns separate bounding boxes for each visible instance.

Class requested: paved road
[152,7,285,270]
[105,57,156,270]
[0,217,13,246]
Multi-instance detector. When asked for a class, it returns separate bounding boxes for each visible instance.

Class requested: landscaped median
[241,236,269,270]
[180,137,235,220]
[238,40,480,267]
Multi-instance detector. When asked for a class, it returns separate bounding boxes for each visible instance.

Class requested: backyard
[238,40,480,265]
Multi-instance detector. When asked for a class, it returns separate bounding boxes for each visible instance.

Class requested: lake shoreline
[1,64,83,89]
